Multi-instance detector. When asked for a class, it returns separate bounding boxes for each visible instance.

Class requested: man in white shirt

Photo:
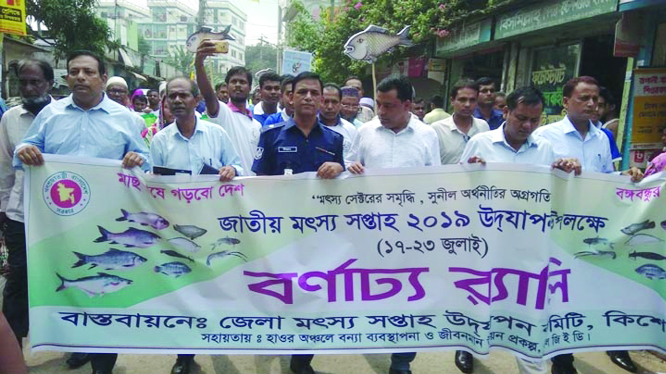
[195,40,261,175]
[0,59,53,350]
[460,86,581,374]
[105,76,146,132]
[347,76,440,374]
[320,83,358,159]
[431,79,490,165]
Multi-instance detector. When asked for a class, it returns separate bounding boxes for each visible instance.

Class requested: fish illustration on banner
[343,25,413,63]
[186,25,235,53]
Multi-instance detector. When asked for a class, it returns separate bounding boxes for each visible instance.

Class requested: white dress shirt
[460,124,556,166]
[346,116,441,168]
[431,115,490,164]
[0,105,36,222]
[150,118,243,175]
[322,116,358,160]
[533,115,613,173]
[207,101,261,175]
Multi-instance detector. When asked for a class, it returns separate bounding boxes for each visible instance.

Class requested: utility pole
[259,35,266,64]
[198,0,207,29]
[277,5,282,74]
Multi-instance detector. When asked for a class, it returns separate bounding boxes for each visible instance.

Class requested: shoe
[290,356,315,374]
[92,371,112,374]
[551,361,577,374]
[388,369,412,374]
[455,350,473,374]
[66,352,91,369]
[171,356,194,374]
[607,351,638,373]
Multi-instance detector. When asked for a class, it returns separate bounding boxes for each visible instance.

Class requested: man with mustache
[14,50,150,374]
[195,40,262,175]
[0,59,54,352]
[253,71,282,125]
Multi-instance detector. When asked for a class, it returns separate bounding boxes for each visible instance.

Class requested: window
[239,53,244,61]
[154,41,167,56]
[153,7,166,22]
[155,24,167,39]
[231,50,237,58]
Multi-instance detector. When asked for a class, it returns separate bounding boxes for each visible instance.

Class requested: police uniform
[252,118,344,175]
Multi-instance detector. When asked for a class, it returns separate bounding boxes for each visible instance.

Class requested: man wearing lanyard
[534,76,642,374]
[252,72,344,374]
[14,50,149,374]
[431,79,490,167]
[346,76,440,374]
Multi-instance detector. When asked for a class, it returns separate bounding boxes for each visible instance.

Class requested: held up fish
[629,251,666,261]
[186,25,235,53]
[116,209,169,230]
[344,25,413,63]
[621,220,656,236]
[154,262,191,278]
[160,249,195,263]
[625,233,664,246]
[56,272,133,297]
[94,226,162,248]
[635,264,666,280]
[72,248,147,270]
[174,224,207,240]
[211,236,241,250]
[206,250,248,266]
[168,237,201,253]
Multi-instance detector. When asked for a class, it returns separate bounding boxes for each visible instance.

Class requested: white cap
[106,76,128,89]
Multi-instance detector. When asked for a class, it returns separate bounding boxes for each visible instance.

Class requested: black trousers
[91,353,118,371]
[552,353,574,366]
[2,219,28,344]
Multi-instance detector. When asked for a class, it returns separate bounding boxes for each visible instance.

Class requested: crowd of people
[0,38,661,374]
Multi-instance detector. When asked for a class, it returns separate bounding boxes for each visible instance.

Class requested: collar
[562,115,601,138]
[376,115,416,135]
[227,101,253,119]
[173,117,206,139]
[253,101,264,115]
[474,107,503,120]
[283,117,324,134]
[490,123,537,149]
[65,93,113,113]
[444,115,477,134]
[318,113,343,127]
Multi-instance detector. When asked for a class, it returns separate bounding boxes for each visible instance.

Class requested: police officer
[252,71,344,180]
[251,71,343,374]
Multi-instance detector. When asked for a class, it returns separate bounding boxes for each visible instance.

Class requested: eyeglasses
[107,88,128,95]
[341,104,359,110]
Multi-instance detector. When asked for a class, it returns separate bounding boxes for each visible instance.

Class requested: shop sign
[0,0,26,36]
[631,69,666,146]
[434,19,491,57]
[614,12,642,57]
[495,0,617,40]
[530,43,580,124]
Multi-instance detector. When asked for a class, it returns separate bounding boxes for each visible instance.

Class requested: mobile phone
[213,40,229,54]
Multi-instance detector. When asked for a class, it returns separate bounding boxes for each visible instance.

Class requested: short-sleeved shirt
[460,124,556,166]
[150,118,243,175]
[206,100,261,175]
[474,107,504,130]
[533,115,613,173]
[431,116,490,164]
[319,115,358,159]
[252,118,345,175]
[345,116,441,168]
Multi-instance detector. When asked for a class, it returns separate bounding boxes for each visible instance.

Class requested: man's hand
[122,152,145,169]
[622,166,644,182]
[195,40,218,65]
[347,161,365,175]
[466,156,486,165]
[552,158,582,175]
[218,166,236,182]
[16,146,44,166]
[316,162,343,179]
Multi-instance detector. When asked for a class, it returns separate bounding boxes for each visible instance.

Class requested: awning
[131,72,147,81]
[118,48,134,68]
[620,0,665,11]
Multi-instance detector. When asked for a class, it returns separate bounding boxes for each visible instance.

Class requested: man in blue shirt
[150,77,242,179]
[473,77,504,130]
[252,71,344,179]
[253,71,281,125]
[534,76,642,374]
[14,50,149,374]
[263,75,294,127]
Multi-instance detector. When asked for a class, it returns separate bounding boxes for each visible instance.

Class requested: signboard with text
[0,0,26,36]
[530,43,580,124]
[631,69,666,146]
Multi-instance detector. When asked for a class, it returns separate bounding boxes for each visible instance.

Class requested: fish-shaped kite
[186,25,235,53]
[343,25,413,63]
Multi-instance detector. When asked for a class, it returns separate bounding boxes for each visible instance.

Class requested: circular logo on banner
[43,171,91,216]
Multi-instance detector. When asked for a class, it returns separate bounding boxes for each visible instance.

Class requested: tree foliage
[285,0,515,83]
[245,42,278,75]
[26,0,114,60]
[164,46,194,76]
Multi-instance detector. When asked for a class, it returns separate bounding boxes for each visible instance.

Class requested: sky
[129,0,279,46]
